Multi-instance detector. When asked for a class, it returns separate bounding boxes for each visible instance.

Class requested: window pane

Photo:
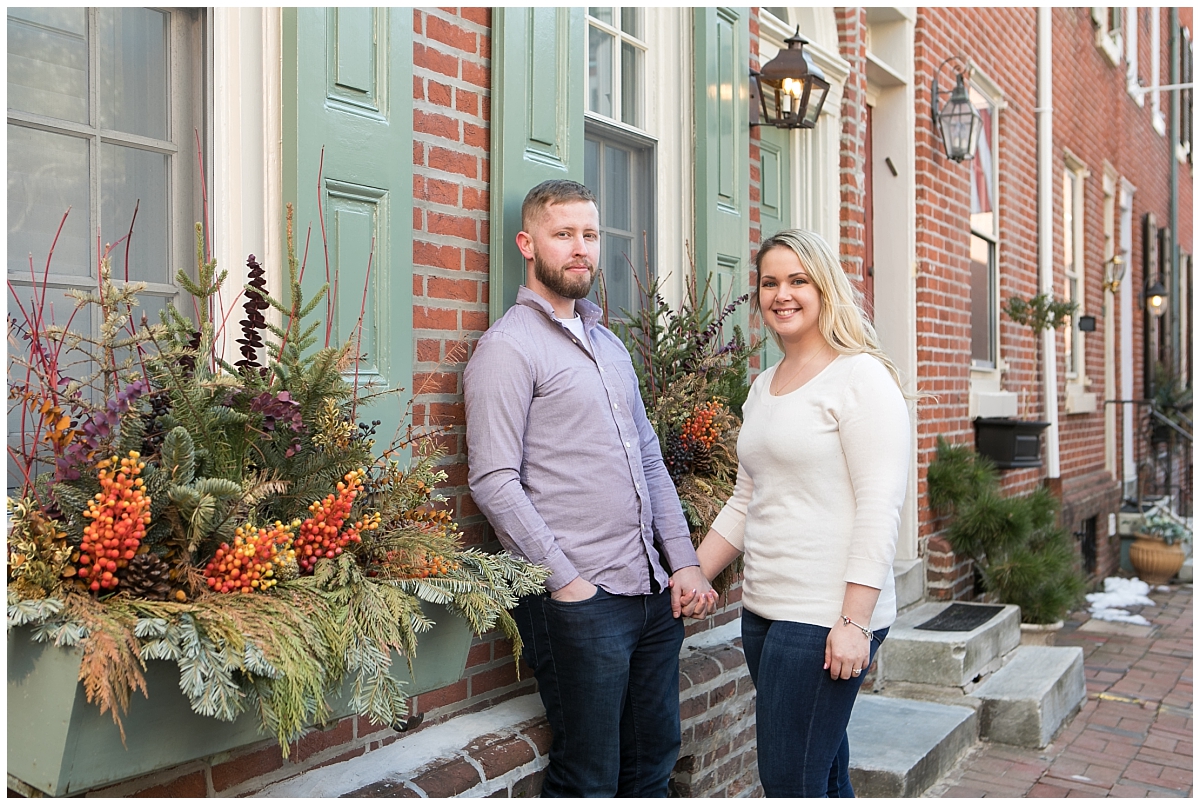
[620,8,640,38]
[589,7,614,26]
[969,91,995,237]
[621,42,641,127]
[98,7,168,140]
[8,125,91,278]
[603,145,631,231]
[588,26,614,118]
[7,7,88,124]
[970,235,994,367]
[603,233,635,316]
[101,144,168,283]
[1062,172,1074,269]
[585,138,599,193]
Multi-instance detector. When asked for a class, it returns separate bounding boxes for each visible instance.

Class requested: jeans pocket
[545,585,605,608]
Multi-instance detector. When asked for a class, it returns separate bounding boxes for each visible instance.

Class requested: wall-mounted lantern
[1102,254,1126,293]
[750,28,830,130]
[1144,278,1169,317]
[931,56,982,162]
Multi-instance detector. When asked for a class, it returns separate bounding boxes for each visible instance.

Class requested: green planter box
[7,602,472,796]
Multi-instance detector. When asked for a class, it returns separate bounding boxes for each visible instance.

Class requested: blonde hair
[752,228,910,395]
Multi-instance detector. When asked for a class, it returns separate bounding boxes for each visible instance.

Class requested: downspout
[1168,9,1180,371]
[1037,7,1061,478]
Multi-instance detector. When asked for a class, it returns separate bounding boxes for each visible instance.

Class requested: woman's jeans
[741,609,888,797]
[512,587,684,797]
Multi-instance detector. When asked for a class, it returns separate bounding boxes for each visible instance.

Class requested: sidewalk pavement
[928,584,1193,798]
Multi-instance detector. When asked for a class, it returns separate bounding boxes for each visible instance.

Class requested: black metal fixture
[750,27,830,130]
[1078,315,1097,332]
[931,56,982,162]
[1144,278,1169,318]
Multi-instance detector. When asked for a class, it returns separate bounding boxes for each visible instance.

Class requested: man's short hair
[521,179,597,231]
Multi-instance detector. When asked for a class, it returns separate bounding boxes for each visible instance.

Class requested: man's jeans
[741,609,888,798]
[513,587,684,797]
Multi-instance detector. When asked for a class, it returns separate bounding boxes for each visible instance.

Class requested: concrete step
[973,645,1086,748]
[847,695,978,797]
[893,558,924,612]
[876,601,1020,690]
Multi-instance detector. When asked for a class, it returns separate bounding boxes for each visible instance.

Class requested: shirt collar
[516,285,603,331]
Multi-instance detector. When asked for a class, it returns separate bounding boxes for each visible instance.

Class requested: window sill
[969,389,1019,420]
[1065,383,1098,415]
[1095,34,1122,68]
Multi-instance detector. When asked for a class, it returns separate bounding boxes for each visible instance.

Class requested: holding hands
[669,565,719,620]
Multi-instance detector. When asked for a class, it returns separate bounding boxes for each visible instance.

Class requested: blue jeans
[513,587,684,797]
[741,609,888,798]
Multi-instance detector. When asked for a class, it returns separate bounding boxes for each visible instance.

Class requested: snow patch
[1085,577,1155,625]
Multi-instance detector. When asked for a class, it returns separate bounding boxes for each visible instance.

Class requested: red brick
[211,744,285,791]
[462,187,489,212]
[427,79,453,107]
[416,678,469,711]
[413,241,460,270]
[412,757,481,797]
[131,770,207,798]
[292,716,355,763]
[455,88,480,116]
[416,338,443,362]
[428,146,478,179]
[427,211,478,240]
[468,735,537,779]
[464,248,490,273]
[461,310,490,332]
[471,662,519,696]
[464,122,488,150]
[523,721,553,756]
[428,276,479,302]
[414,42,458,78]
[413,370,458,394]
[462,60,489,89]
[466,642,491,669]
[414,109,461,143]
[413,307,459,331]
[426,15,478,54]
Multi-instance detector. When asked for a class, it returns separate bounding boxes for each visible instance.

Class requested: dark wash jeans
[741,608,888,798]
[513,587,684,797]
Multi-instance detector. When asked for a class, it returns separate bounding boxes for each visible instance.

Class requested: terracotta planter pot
[1128,534,1185,585]
[1019,620,1063,646]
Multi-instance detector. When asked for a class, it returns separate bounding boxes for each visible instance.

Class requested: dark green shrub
[928,438,1086,624]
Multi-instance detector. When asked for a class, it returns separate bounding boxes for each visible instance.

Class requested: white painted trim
[1126,6,1144,105]
[1118,179,1136,495]
[1038,7,1060,479]
[211,8,284,364]
[1152,8,1166,133]
[1102,167,1118,479]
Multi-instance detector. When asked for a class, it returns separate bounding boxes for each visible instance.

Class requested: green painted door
[282,8,413,451]
[489,8,586,319]
[757,125,791,369]
[693,7,751,334]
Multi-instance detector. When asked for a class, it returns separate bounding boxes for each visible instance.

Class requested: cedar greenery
[927,438,1086,625]
[7,206,548,750]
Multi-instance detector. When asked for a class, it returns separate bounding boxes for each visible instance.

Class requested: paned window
[969,87,998,370]
[584,123,654,320]
[586,8,646,128]
[1091,7,1123,66]
[1062,166,1087,378]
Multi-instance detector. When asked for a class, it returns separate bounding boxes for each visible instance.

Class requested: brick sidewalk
[928,584,1193,798]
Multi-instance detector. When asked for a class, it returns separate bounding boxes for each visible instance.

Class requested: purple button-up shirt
[464,286,699,594]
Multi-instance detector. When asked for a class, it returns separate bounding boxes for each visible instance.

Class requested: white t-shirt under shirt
[710,352,911,631]
[560,313,590,353]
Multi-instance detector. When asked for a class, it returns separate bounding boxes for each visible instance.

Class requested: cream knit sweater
[711,352,911,631]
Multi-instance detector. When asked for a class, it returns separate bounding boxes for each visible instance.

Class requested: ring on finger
[852,668,862,675]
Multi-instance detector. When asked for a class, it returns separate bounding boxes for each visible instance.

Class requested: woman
[685,229,911,797]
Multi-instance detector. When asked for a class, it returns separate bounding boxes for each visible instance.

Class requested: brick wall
[836,8,869,287]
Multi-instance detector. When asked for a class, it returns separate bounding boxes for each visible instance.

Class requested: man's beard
[534,253,597,300]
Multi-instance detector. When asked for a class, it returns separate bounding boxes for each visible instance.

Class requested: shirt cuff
[844,556,891,591]
[659,536,700,575]
[711,507,746,551]
[540,549,582,593]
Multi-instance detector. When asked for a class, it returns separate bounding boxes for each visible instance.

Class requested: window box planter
[973,417,1050,470]
[7,602,472,797]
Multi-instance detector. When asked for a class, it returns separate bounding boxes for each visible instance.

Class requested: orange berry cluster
[77,452,152,592]
[386,550,461,579]
[204,521,297,593]
[293,470,380,574]
[680,401,724,451]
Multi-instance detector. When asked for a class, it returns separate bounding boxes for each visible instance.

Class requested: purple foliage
[249,390,304,457]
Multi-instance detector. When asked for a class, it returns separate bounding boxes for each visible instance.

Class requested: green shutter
[489,7,586,319]
[757,125,791,369]
[693,7,750,330]
[282,8,413,450]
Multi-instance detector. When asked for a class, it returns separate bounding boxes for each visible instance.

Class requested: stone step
[893,558,924,612]
[876,601,1020,690]
[847,695,978,797]
[973,645,1086,748]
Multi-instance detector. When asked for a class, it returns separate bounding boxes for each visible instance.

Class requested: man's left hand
[669,566,718,620]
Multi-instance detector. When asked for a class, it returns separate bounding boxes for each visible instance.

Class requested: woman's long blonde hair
[752,228,911,395]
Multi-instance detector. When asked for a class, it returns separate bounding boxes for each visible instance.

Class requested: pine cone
[275,555,300,582]
[119,553,173,600]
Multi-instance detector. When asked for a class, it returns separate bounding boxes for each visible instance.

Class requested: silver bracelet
[840,614,874,641]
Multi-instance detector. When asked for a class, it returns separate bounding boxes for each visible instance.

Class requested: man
[464,180,717,797]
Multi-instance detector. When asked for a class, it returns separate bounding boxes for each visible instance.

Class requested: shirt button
[613,402,619,410]
[624,441,631,448]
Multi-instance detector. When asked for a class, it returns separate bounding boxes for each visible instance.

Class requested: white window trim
[969,70,1003,381]
[1063,151,1091,394]
[1092,7,1123,68]
[585,8,648,131]
[1125,6,1143,105]
[1151,7,1166,133]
